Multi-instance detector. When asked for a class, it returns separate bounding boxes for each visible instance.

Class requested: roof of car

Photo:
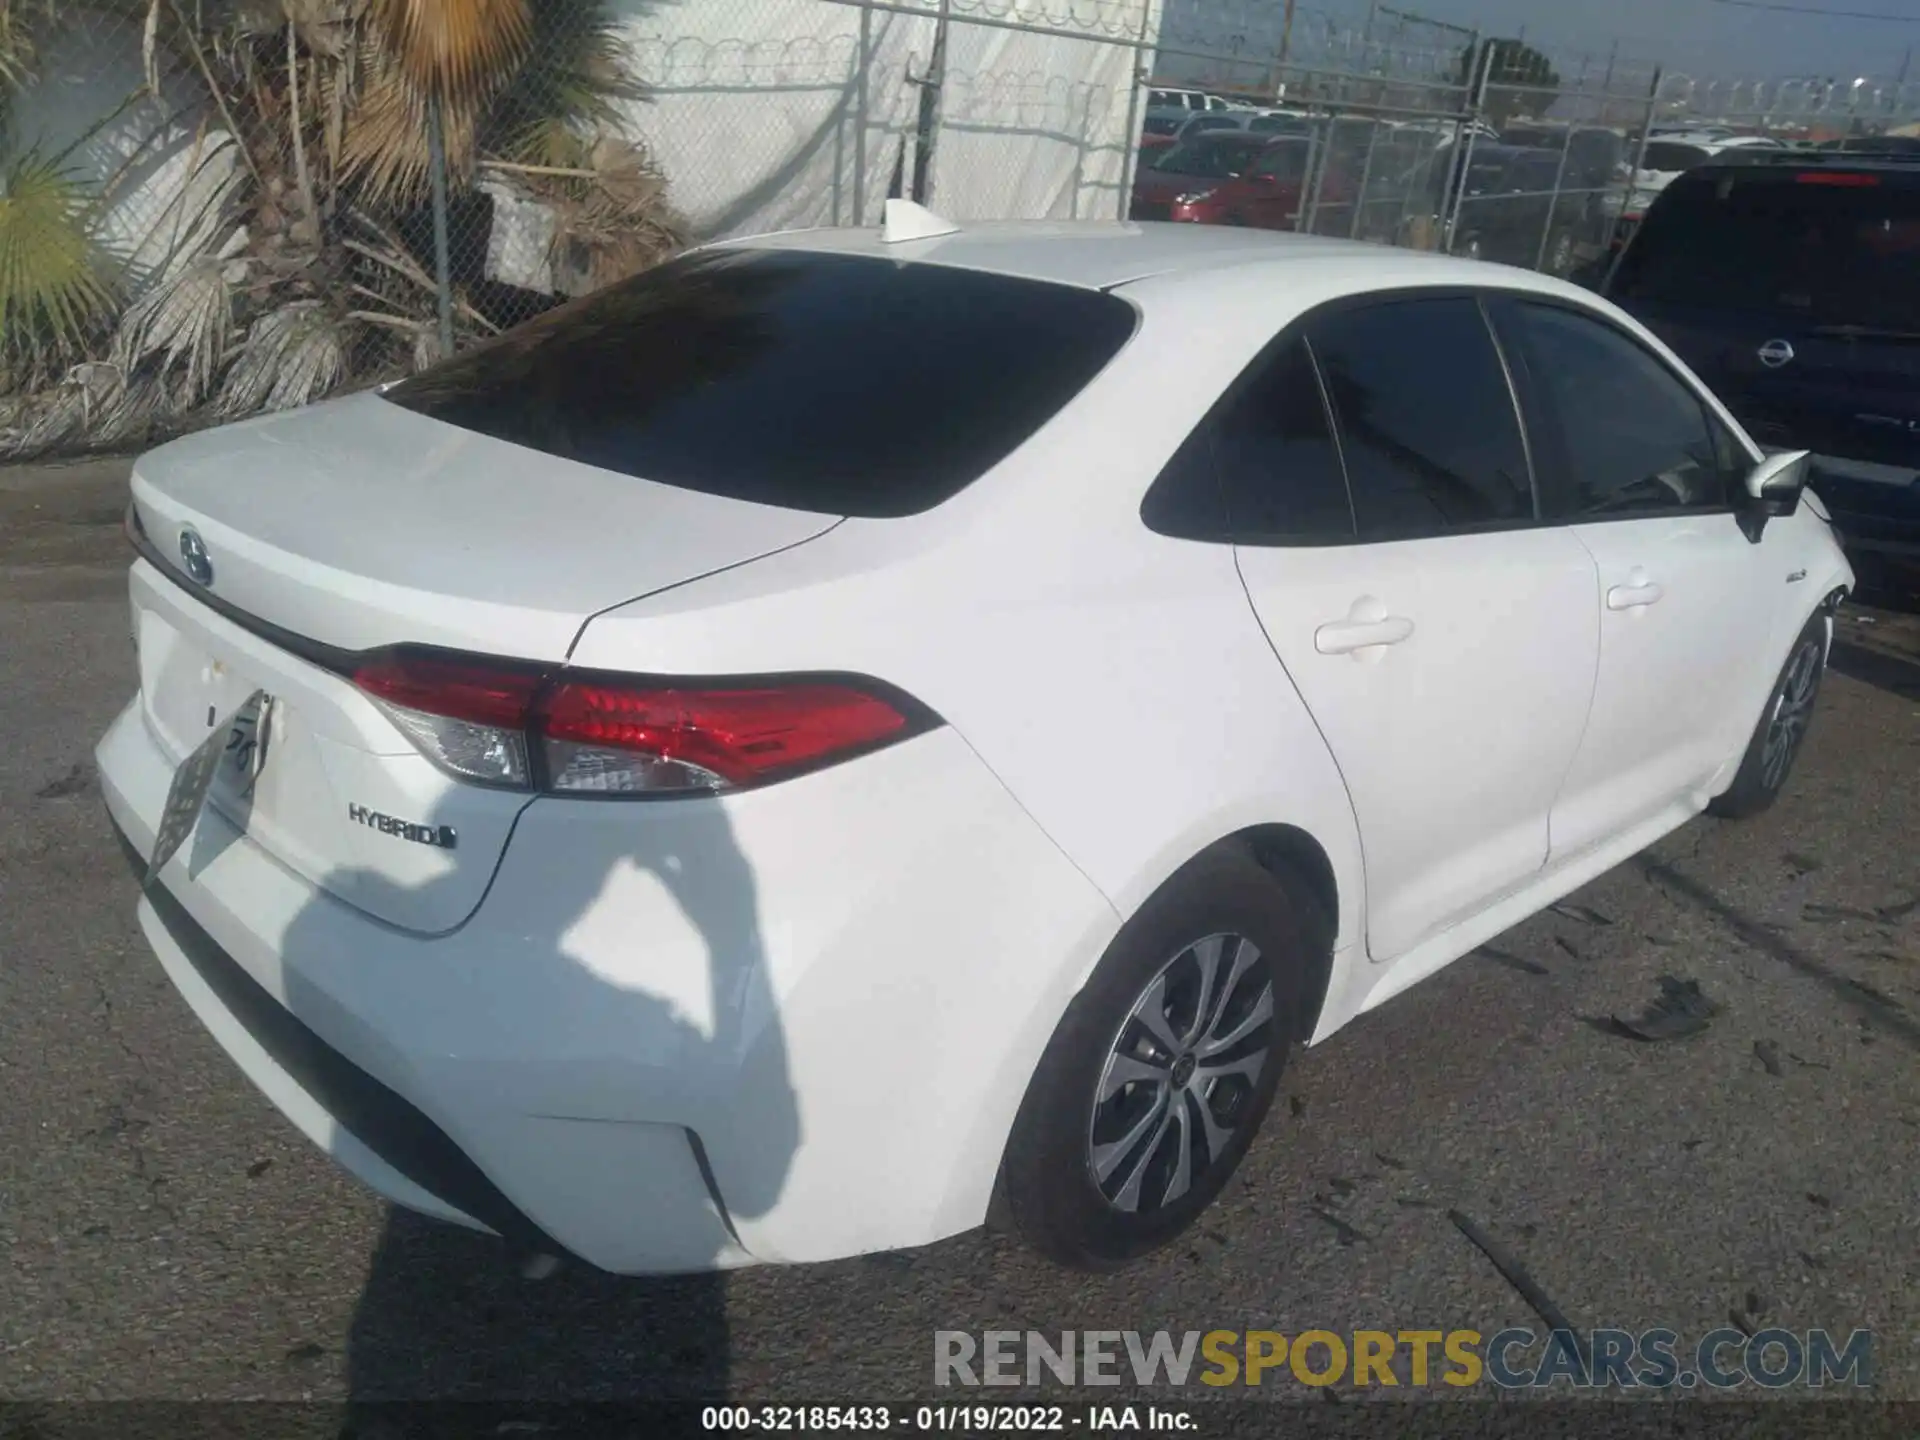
[1690,146,1920,177]
[715,219,1540,294]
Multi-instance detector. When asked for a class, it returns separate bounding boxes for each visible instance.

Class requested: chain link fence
[2,0,1919,459]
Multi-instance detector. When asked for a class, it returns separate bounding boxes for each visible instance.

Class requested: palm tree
[0,0,682,455]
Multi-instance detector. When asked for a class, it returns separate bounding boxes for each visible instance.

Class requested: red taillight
[1795,171,1879,186]
[349,648,926,796]
[537,682,910,789]
[353,652,546,729]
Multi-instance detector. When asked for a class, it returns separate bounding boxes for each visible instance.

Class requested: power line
[1703,0,1920,21]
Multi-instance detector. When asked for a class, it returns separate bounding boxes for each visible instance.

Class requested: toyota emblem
[1757,338,1795,369]
[178,527,214,586]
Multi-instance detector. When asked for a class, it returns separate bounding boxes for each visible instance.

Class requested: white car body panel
[131,392,838,659]
[1237,529,1600,963]
[96,222,1854,1271]
[1551,513,1783,854]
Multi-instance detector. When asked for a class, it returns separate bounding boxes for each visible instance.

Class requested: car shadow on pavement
[257,780,798,1418]
[1829,637,1920,703]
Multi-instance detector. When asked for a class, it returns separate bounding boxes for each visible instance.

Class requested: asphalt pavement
[2,455,1916,1405]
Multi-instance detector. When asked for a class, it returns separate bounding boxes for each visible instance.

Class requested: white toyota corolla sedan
[97,209,1852,1275]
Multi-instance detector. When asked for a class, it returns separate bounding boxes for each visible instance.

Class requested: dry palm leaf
[218,297,347,413]
[370,0,530,105]
[111,235,243,405]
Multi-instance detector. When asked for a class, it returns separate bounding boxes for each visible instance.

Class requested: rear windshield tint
[1612,170,1920,329]
[382,249,1137,518]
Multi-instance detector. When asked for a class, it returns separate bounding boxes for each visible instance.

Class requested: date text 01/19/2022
[699,1405,1197,1432]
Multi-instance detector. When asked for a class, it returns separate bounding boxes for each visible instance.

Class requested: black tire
[999,844,1312,1270]
[1707,609,1830,820]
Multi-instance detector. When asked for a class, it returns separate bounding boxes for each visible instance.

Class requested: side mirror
[1736,448,1810,541]
[1746,448,1811,515]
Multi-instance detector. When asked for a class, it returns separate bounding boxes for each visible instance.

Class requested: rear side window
[383,249,1137,518]
[1211,339,1354,541]
[1307,298,1534,538]
[1139,339,1353,543]
[1611,169,1920,330]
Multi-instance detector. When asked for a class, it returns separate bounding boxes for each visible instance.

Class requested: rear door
[1489,296,1784,858]
[1229,295,1601,963]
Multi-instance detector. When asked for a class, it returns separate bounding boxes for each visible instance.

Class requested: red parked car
[1129,131,1353,230]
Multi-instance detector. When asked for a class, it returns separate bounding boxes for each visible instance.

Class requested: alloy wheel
[1761,638,1823,790]
[1087,934,1275,1214]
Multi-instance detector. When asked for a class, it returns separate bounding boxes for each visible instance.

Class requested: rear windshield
[1612,170,1920,329]
[383,249,1137,518]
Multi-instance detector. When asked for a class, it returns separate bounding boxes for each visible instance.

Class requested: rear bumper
[98,695,1117,1273]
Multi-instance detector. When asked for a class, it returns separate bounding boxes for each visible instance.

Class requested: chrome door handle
[1314,615,1415,654]
[1606,581,1664,610]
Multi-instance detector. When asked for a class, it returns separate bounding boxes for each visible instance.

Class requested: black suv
[1603,148,1920,590]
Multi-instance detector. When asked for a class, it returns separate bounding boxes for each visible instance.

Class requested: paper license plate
[144,690,270,887]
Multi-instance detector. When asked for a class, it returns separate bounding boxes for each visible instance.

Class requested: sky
[1363,0,1920,80]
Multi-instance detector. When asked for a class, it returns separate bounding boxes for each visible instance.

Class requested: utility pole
[1267,0,1297,102]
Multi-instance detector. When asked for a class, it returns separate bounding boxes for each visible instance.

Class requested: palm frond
[487,0,636,164]
[120,128,247,287]
[110,240,238,404]
[0,0,68,99]
[336,25,480,205]
[0,149,118,388]
[341,0,635,205]
[216,297,346,414]
[370,0,530,107]
[512,132,680,295]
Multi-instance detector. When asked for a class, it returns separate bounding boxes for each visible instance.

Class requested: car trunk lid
[128,391,838,934]
[131,390,839,659]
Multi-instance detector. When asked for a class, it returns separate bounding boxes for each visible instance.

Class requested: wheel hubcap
[1761,638,1823,791]
[1087,934,1276,1215]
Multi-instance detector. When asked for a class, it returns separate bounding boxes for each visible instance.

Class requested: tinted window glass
[1610,171,1920,330]
[1251,140,1312,183]
[384,250,1136,518]
[1501,301,1730,515]
[1212,339,1353,541]
[1152,137,1267,177]
[1308,298,1533,537]
[1139,427,1227,540]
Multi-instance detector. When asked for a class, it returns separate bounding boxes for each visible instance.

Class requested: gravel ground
[2,456,1916,1406]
